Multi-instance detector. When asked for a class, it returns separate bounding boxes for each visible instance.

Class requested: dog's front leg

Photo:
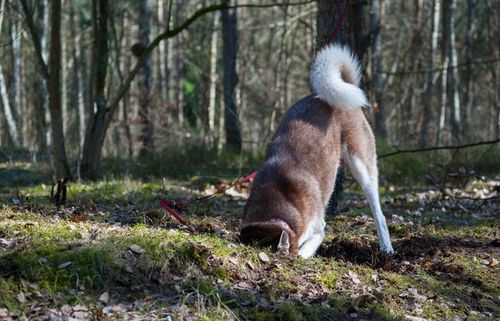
[298,215,326,258]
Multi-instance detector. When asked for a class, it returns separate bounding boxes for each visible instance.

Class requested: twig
[378,138,500,159]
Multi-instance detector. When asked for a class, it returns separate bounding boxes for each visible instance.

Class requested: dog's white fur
[310,44,369,110]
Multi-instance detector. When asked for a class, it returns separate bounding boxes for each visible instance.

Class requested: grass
[0,157,499,320]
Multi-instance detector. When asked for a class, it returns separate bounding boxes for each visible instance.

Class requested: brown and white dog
[240,44,394,258]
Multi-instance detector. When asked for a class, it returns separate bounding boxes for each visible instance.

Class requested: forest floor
[0,161,499,321]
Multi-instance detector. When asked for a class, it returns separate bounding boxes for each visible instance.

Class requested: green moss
[317,269,338,289]
[1,245,113,292]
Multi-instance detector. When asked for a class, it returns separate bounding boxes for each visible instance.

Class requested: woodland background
[0,0,498,180]
[1,1,500,320]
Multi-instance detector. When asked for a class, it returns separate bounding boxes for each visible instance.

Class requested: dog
[240,44,394,258]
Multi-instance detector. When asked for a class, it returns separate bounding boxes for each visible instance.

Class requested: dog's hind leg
[343,144,394,254]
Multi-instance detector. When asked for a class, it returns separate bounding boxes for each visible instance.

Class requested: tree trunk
[68,2,84,157]
[316,0,346,50]
[463,0,476,140]
[12,19,23,145]
[370,0,387,138]
[80,0,110,179]
[208,11,219,143]
[137,0,154,156]
[34,0,48,153]
[0,0,20,147]
[222,2,242,152]
[446,0,461,144]
[48,0,71,179]
[419,0,441,146]
[0,68,20,146]
[120,11,133,158]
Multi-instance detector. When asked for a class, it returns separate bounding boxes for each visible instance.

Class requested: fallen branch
[378,138,500,160]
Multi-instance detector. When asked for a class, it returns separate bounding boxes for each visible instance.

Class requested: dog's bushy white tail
[310,44,368,110]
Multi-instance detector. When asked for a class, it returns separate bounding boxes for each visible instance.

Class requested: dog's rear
[241,45,394,258]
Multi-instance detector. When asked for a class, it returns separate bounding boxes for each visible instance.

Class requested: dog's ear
[277,230,290,255]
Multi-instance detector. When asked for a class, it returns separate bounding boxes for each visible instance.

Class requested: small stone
[99,291,110,304]
[479,259,489,265]
[258,252,270,263]
[129,244,145,254]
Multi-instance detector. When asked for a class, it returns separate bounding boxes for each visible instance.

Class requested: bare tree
[447,0,462,143]
[0,0,20,147]
[208,11,219,143]
[47,0,72,178]
[419,0,441,146]
[222,1,242,152]
[137,0,154,156]
[370,0,386,138]
[80,0,110,179]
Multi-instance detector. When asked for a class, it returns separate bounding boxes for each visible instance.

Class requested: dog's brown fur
[240,96,376,255]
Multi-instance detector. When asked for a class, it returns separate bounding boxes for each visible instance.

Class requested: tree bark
[446,0,461,144]
[80,0,110,179]
[33,0,48,153]
[463,0,476,140]
[48,0,71,179]
[208,11,219,143]
[419,0,441,146]
[137,0,154,157]
[222,2,242,152]
[0,68,20,146]
[370,0,387,138]
[0,0,20,147]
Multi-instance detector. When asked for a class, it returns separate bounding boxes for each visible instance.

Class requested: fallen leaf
[489,258,498,267]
